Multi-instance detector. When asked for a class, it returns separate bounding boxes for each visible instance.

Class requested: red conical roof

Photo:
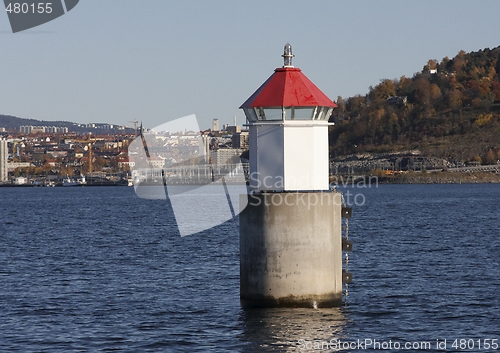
[240,67,337,108]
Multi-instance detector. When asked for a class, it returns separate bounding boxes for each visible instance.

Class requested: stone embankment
[331,151,500,184]
[330,151,454,174]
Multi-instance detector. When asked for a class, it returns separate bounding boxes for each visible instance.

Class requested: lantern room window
[291,107,315,120]
[244,106,334,122]
[243,108,258,122]
[315,107,334,121]
[262,108,283,121]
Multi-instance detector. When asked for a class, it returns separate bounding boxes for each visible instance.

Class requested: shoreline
[2,172,500,188]
[332,171,500,185]
[0,183,129,188]
[378,171,500,184]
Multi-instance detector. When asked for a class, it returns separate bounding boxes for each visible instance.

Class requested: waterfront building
[0,139,8,182]
[231,132,249,149]
[210,148,245,165]
[212,119,219,132]
[20,125,69,134]
[226,125,241,134]
[14,176,27,185]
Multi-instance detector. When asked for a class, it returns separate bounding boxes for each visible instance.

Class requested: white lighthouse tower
[239,44,345,308]
[240,43,337,192]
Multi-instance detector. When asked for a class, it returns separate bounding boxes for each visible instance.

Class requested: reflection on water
[239,307,346,352]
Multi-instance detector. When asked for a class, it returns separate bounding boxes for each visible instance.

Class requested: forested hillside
[330,46,500,165]
[0,115,77,130]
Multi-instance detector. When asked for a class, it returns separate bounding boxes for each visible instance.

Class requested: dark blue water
[0,184,499,352]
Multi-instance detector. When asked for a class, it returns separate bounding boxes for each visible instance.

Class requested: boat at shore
[63,175,86,187]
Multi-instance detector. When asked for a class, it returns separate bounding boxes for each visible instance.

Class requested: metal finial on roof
[282,43,294,68]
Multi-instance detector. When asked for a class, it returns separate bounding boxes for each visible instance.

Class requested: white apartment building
[210,148,244,165]
[0,139,8,182]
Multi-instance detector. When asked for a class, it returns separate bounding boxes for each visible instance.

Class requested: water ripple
[0,185,499,352]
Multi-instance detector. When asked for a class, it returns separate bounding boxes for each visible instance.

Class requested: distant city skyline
[1,1,500,130]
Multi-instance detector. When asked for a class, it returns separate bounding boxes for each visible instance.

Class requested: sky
[1,0,500,131]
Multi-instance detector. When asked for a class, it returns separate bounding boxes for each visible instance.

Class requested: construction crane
[128,120,139,137]
[86,133,95,174]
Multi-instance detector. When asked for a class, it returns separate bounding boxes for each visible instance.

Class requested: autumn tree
[448,89,463,111]
[484,149,496,165]
[329,45,500,158]
[369,79,396,105]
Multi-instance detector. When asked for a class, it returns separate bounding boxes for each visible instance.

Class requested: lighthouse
[239,44,345,308]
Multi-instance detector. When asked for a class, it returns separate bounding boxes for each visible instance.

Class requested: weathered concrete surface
[240,191,343,308]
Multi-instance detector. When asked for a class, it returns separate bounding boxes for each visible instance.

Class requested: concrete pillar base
[240,191,343,308]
